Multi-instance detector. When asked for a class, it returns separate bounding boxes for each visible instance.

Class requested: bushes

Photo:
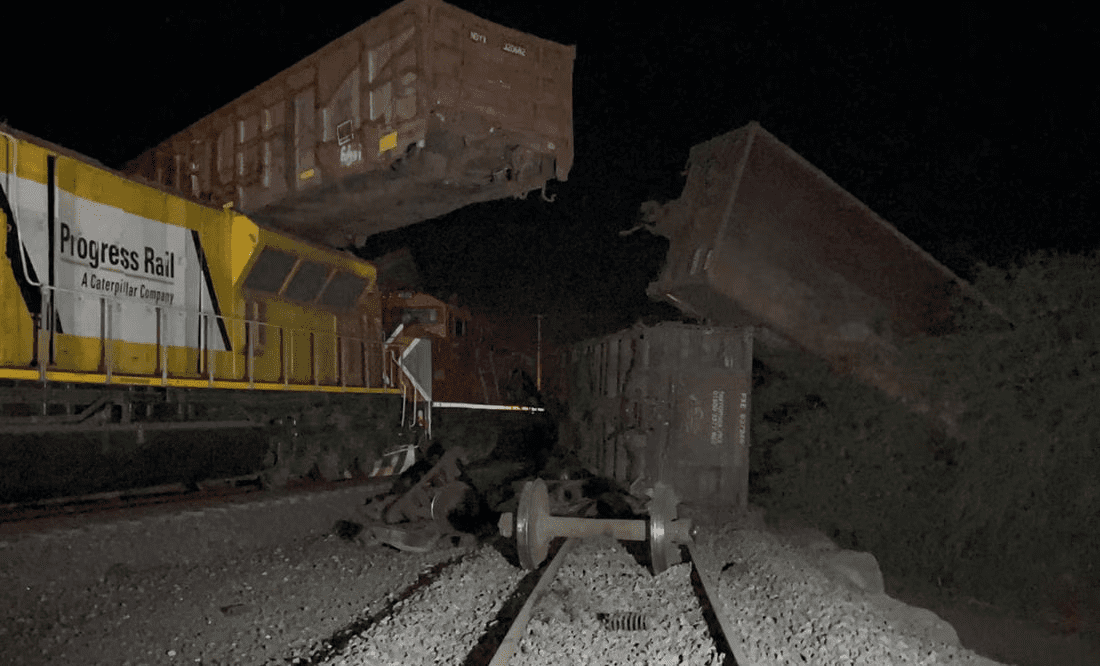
[750,250,1100,615]
[751,346,955,578]
[916,251,1100,608]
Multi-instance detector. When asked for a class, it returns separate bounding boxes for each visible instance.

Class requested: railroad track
[304,479,751,666]
[299,537,746,665]
[0,474,393,533]
[0,476,265,525]
[0,474,1012,665]
[489,536,747,665]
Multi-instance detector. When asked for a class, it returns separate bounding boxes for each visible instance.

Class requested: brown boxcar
[646,122,991,409]
[562,322,753,519]
[123,0,574,247]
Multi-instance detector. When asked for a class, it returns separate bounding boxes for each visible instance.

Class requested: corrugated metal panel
[564,322,753,515]
[123,0,574,247]
[647,122,990,407]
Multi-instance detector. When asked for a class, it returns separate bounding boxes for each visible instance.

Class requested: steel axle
[499,478,693,573]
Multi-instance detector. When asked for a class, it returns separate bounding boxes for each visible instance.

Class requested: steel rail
[486,537,748,665]
[488,537,579,665]
[0,474,394,527]
[688,541,754,666]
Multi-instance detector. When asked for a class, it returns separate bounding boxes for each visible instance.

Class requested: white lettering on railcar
[711,389,725,445]
[503,42,526,56]
[738,392,748,449]
[469,31,486,43]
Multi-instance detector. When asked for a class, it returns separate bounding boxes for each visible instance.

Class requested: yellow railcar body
[1,127,395,394]
[2,135,48,366]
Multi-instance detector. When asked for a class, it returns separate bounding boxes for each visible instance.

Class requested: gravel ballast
[0,486,1070,665]
[511,535,723,666]
[694,525,1002,666]
[317,546,525,665]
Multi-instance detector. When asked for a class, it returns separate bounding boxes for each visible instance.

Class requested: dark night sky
[7,2,1098,337]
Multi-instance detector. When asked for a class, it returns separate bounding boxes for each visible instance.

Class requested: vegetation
[750,250,1100,620]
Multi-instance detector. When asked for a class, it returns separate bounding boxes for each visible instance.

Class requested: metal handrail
[0,131,42,290]
[29,282,389,389]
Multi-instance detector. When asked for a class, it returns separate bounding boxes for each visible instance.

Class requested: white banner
[8,171,228,351]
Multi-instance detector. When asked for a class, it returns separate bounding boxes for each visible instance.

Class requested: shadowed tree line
[750,249,1100,627]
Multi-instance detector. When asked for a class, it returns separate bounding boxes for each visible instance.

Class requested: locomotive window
[402,308,438,324]
[285,260,328,303]
[243,248,296,293]
[319,271,367,309]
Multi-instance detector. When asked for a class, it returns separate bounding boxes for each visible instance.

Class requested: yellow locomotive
[2,126,394,391]
[1,126,400,389]
[1,127,413,499]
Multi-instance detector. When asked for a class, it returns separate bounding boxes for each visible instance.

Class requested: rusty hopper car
[646,122,989,409]
[123,0,575,247]
[561,323,753,519]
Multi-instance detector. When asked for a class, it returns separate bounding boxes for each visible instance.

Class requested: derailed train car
[0,126,410,500]
[645,122,992,413]
[560,322,754,521]
[122,0,575,247]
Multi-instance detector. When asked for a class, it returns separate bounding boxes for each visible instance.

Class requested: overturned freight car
[561,322,753,521]
[645,122,991,413]
[124,0,574,247]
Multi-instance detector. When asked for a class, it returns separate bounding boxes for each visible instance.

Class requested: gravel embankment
[695,525,1004,666]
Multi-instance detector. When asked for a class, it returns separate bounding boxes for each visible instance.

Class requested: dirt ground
[886,575,1100,666]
